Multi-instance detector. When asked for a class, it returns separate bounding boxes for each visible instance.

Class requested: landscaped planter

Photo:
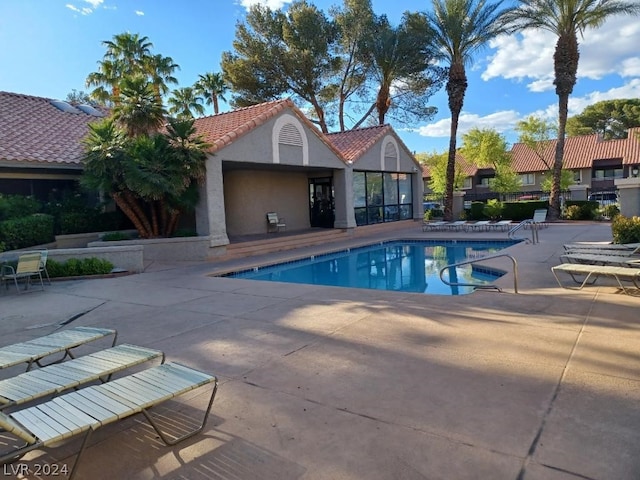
[55,230,137,249]
[49,245,144,273]
[87,236,210,262]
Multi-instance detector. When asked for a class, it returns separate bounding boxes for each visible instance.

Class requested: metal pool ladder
[508,219,539,244]
[439,253,519,293]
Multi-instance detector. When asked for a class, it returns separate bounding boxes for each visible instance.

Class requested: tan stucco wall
[224,169,310,236]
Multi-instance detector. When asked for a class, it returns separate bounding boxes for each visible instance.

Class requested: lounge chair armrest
[1,264,16,276]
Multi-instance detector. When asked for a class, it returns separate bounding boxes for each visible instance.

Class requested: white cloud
[66,0,107,15]
[483,16,640,90]
[65,4,92,15]
[135,10,144,16]
[413,110,521,138]
[238,0,293,11]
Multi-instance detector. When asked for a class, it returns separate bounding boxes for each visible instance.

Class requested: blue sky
[1,0,639,154]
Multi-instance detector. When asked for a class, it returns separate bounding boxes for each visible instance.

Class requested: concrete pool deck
[1,221,639,479]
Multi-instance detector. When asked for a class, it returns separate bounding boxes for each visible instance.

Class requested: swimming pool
[223,239,519,295]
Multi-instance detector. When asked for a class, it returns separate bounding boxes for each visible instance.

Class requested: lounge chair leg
[68,428,94,480]
[142,380,218,446]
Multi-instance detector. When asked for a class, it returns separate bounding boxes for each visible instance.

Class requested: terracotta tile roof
[193,98,345,161]
[325,125,392,162]
[511,127,640,173]
[0,91,104,167]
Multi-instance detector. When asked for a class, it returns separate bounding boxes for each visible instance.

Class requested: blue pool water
[224,240,518,295]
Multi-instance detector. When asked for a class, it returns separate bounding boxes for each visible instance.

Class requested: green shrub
[0,214,55,250]
[46,257,114,278]
[601,204,620,219]
[564,200,598,220]
[469,202,486,220]
[611,216,640,244]
[564,205,582,220]
[101,231,131,241]
[0,194,41,221]
[172,229,198,237]
[482,199,504,220]
[502,201,548,221]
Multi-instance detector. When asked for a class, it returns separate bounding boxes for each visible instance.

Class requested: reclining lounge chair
[551,263,640,295]
[0,362,218,480]
[0,344,164,410]
[559,252,640,267]
[0,326,117,372]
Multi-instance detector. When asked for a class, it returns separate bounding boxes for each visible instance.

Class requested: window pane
[368,206,383,223]
[367,173,383,206]
[398,174,412,204]
[383,173,398,205]
[384,205,399,222]
[399,205,412,219]
[353,172,366,208]
[355,207,367,226]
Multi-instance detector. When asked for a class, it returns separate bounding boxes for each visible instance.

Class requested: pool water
[224,240,518,295]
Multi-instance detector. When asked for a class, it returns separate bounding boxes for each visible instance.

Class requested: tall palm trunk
[376,83,391,125]
[444,63,467,221]
[212,95,220,114]
[551,32,579,221]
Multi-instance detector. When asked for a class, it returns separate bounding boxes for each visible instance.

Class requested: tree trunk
[376,83,391,125]
[551,32,579,221]
[122,190,153,237]
[112,193,150,238]
[444,63,467,222]
[150,201,159,237]
[166,210,180,237]
[212,95,219,114]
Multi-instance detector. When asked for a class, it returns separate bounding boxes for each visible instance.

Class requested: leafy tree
[168,87,205,119]
[65,89,96,105]
[515,115,557,170]
[503,0,640,221]
[222,0,442,132]
[195,72,228,114]
[410,0,510,221]
[222,1,338,133]
[541,169,574,192]
[459,127,520,196]
[567,99,640,139]
[417,151,465,194]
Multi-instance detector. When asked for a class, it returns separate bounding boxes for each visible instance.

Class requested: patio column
[333,167,356,229]
[568,184,588,201]
[452,191,465,220]
[195,155,230,248]
[614,177,640,218]
[412,169,425,221]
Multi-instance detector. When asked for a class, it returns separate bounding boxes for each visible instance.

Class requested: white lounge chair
[488,220,512,231]
[0,326,117,371]
[465,220,491,232]
[0,362,218,480]
[551,263,640,294]
[422,220,447,232]
[0,344,164,410]
[443,220,467,231]
[560,253,640,267]
[563,242,640,252]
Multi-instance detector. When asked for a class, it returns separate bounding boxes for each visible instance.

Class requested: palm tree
[503,0,640,220]
[112,76,167,137]
[195,72,228,114]
[167,87,205,119]
[412,0,510,221]
[103,32,153,74]
[145,53,180,99]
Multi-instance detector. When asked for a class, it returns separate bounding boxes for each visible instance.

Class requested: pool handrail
[439,253,519,294]
[508,219,538,244]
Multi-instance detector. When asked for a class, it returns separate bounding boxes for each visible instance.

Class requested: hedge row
[46,257,114,278]
[612,215,640,244]
[0,214,55,251]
